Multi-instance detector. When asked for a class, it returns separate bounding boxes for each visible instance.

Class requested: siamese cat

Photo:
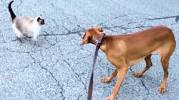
[8,0,45,41]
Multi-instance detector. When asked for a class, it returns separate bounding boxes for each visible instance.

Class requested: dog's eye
[87,36,91,41]
[99,28,103,32]
[82,34,86,39]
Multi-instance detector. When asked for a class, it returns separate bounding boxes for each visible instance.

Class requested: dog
[80,26,176,100]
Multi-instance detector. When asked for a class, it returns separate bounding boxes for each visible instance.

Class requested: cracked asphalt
[0,0,179,100]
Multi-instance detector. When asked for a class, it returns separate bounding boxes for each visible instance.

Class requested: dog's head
[80,26,103,45]
[35,16,45,25]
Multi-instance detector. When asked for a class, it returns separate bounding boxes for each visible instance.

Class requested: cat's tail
[8,0,16,22]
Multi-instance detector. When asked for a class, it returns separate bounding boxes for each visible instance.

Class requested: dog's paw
[106,95,115,100]
[159,84,166,94]
[133,72,143,78]
[101,77,111,83]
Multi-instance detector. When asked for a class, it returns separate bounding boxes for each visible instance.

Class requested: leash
[87,33,105,100]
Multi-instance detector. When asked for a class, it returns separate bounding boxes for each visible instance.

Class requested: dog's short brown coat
[81,25,176,100]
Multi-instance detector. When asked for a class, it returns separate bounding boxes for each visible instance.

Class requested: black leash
[87,33,105,100]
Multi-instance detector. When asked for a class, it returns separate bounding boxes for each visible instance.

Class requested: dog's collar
[95,33,105,48]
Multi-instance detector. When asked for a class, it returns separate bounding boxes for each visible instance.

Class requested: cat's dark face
[37,16,45,25]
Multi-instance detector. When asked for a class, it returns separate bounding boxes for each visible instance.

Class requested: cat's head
[34,16,45,26]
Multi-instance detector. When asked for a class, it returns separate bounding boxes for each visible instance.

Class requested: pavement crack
[39,65,65,100]
[41,29,82,37]
[76,94,83,100]
[102,25,127,30]
[41,24,85,37]
[63,59,87,91]
[145,15,179,21]
[26,52,36,64]
[129,68,150,96]
[140,78,149,95]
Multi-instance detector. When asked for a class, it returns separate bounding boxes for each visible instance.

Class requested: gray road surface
[0,0,179,100]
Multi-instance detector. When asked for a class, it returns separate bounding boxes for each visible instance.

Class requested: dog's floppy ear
[80,32,91,45]
[95,26,103,32]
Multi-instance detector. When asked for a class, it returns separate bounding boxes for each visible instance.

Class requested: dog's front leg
[101,69,118,83]
[107,67,128,100]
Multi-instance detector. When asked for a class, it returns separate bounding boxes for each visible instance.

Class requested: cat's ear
[35,16,43,21]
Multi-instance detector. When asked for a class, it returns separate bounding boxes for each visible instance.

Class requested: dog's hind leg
[101,69,118,83]
[159,42,175,94]
[159,55,170,94]
[133,54,152,78]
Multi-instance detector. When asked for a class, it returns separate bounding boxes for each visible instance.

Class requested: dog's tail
[8,0,16,22]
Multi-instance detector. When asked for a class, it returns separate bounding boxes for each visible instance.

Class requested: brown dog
[80,25,176,100]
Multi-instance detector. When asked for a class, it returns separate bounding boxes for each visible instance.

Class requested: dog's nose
[80,40,84,45]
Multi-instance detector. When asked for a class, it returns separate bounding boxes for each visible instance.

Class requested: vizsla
[80,25,176,100]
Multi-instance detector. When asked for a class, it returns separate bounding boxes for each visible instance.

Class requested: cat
[8,0,45,41]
